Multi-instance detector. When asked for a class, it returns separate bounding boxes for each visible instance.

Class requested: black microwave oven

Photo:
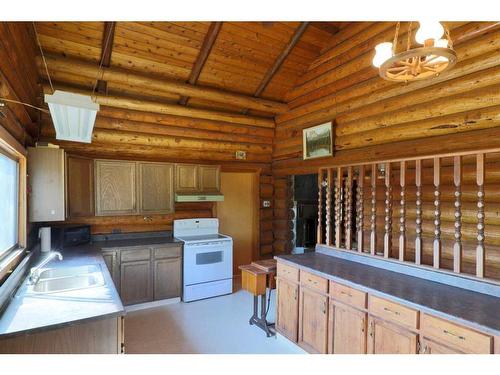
[51,225,91,249]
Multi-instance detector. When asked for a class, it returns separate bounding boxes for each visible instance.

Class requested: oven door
[183,240,233,285]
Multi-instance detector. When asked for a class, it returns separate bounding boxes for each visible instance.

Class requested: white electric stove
[174,218,233,302]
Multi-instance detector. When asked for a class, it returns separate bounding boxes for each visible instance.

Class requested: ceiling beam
[37,54,288,114]
[42,84,275,129]
[242,22,309,114]
[179,22,223,106]
[96,21,116,94]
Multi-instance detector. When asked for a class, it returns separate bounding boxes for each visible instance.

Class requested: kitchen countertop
[0,235,181,339]
[276,252,500,336]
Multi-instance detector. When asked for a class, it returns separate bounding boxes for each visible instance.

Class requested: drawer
[368,295,419,329]
[300,270,328,294]
[421,313,493,354]
[120,247,151,262]
[154,245,182,259]
[277,262,299,282]
[330,281,367,310]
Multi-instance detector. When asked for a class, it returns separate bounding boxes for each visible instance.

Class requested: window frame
[0,126,27,283]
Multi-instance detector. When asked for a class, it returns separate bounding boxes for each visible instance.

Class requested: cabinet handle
[422,344,429,354]
[369,320,374,338]
[361,318,365,333]
[322,301,327,314]
[443,329,466,341]
[383,307,401,316]
[294,289,298,300]
[340,290,353,297]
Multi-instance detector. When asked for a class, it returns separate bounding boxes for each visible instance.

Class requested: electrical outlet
[263,200,271,208]
[235,150,247,160]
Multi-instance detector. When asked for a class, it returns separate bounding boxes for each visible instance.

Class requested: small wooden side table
[239,259,277,337]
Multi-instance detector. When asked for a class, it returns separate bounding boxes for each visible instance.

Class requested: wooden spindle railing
[335,167,342,248]
[370,164,377,256]
[384,163,392,258]
[399,161,406,262]
[476,153,485,278]
[453,156,462,273]
[415,159,423,265]
[356,166,365,253]
[433,157,441,269]
[345,166,353,250]
[316,149,495,282]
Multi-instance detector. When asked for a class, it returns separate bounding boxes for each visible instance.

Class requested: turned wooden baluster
[335,167,342,248]
[325,169,333,246]
[433,157,442,269]
[476,153,485,278]
[317,170,323,244]
[345,166,353,250]
[415,159,423,265]
[399,161,406,262]
[370,164,377,255]
[357,166,365,252]
[453,156,462,273]
[384,163,392,258]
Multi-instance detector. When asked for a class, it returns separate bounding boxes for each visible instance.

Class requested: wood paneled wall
[271,22,500,258]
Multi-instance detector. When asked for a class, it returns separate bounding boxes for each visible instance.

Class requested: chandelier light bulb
[415,21,444,44]
[372,42,393,68]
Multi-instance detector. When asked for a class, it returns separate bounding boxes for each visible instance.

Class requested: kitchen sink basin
[37,265,100,279]
[32,274,105,293]
[26,265,105,294]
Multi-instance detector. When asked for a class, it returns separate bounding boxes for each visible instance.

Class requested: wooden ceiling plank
[97,21,116,94]
[241,22,309,114]
[39,54,287,114]
[179,21,222,106]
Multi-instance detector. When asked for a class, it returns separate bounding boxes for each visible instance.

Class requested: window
[0,151,19,259]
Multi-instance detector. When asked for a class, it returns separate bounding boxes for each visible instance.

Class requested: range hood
[175,192,224,202]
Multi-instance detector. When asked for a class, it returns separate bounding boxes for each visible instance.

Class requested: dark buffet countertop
[276,252,500,336]
[0,234,181,339]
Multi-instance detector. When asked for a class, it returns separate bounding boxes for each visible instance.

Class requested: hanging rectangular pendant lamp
[44,90,100,143]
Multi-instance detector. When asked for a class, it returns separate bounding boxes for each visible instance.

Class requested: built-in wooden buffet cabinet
[276,260,499,354]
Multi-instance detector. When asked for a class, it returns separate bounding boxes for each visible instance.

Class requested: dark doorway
[293,174,318,253]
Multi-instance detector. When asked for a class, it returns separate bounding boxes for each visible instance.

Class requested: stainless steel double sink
[26,265,105,294]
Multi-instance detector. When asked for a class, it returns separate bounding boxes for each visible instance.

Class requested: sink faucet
[29,251,63,284]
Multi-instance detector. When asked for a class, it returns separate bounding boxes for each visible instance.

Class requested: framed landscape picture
[302,122,333,160]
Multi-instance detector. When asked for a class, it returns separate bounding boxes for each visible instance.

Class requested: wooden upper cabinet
[199,165,220,192]
[329,301,367,354]
[95,160,137,216]
[276,277,299,343]
[367,316,418,354]
[138,162,174,214]
[66,155,94,218]
[175,164,199,192]
[298,286,329,354]
[28,147,65,222]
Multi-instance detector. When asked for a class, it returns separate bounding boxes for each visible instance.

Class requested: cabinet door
[66,155,94,217]
[138,162,174,214]
[102,251,120,290]
[28,147,65,222]
[420,338,464,354]
[120,260,152,305]
[175,164,199,192]
[199,165,220,192]
[95,160,137,216]
[367,316,418,354]
[329,301,367,354]
[276,277,299,342]
[153,258,181,300]
[298,287,329,353]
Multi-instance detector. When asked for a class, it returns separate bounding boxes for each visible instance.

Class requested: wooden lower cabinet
[367,316,418,354]
[328,300,367,354]
[154,257,181,300]
[102,250,120,290]
[298,287,329,354]
[420,337,464,354]
[120,260,153,305]
[276,277,299,342]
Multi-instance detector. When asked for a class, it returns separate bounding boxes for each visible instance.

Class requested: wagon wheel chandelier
[372,21,457,82]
